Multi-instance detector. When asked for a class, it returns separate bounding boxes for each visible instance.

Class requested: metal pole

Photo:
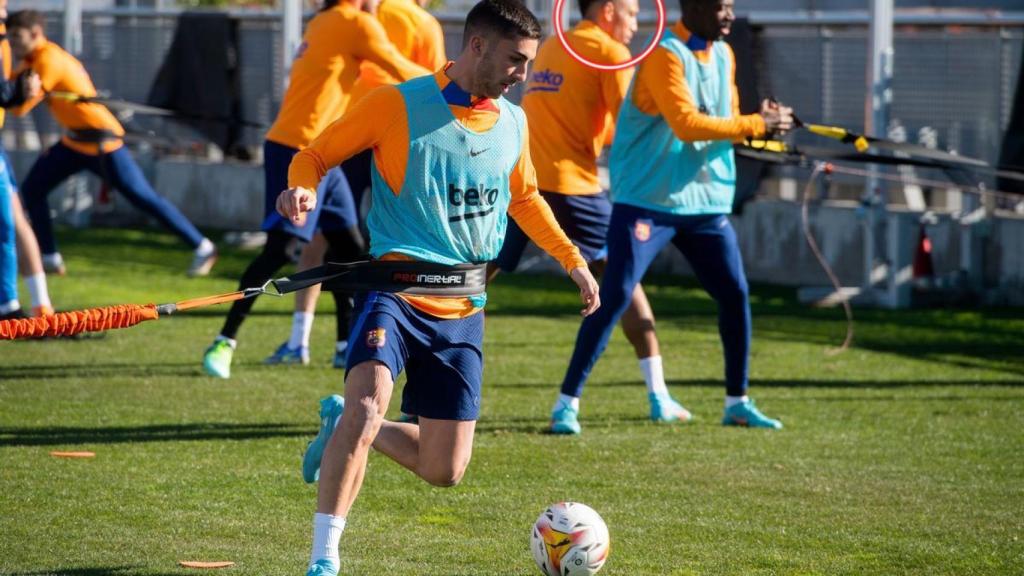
[281,0,302,88]
[63,0,83,56]
[864,0,893,302]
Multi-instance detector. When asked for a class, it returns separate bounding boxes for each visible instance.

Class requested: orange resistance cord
[170,290,248,313]
[0,304,159,340]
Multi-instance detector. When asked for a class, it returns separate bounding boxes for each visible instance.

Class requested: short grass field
[2,227,1023,576]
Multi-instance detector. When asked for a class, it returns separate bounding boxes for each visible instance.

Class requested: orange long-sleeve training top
[289,66,586,318]
[522,21,633,195]
[632,21,765,142]
[12,39,125,155]
[347,0,447,107]
[0,25,10,129]
[265,0,431,150]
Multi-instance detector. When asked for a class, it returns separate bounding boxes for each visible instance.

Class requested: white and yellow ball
[530,502,610,576]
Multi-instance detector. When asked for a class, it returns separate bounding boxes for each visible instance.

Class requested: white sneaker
[42,253,66,276]
[188,240,218,277]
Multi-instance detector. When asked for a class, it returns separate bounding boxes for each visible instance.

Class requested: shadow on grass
[0,362,201,381]
[0,422,310,447]
[4,566,179,576]
[493,378,1024,390]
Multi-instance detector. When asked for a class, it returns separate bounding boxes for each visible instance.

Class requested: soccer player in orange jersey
[278,1,599,572]
[6,10,217,278]
[202,0,432,379]
[559,0,793,431]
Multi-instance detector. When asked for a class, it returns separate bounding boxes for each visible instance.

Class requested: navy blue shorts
[494,190,611,272]
[261,139,357,243]
[346,292,484,421]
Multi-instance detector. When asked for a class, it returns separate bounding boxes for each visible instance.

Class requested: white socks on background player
[27,273,51,312]
[552,355,669,415]
[194,238,215,258]
[640,355,668,397]
[289,312,315,350]
[311,512,346,566]
[725,395,749,408]
[554,356,749,413]
[1,273,53,316]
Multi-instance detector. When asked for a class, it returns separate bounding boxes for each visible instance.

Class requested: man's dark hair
[462,0,542,47]
[578,0,611,19]
[320,0,340,11]
[680,0,713,12]
[7,10,46,32]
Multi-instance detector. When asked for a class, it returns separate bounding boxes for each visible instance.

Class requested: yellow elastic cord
[745,139,789,153]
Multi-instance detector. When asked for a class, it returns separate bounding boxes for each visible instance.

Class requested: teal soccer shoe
[302,395,345,483]
[722,398,782,429]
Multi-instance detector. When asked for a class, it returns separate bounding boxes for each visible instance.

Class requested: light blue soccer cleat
[722,398,783,429]
[265,342,310,365]
[202,339,234,379]
[649,392,692,423]
[305,558,338,576]
[302,394,345,483]
[549,405,581,435]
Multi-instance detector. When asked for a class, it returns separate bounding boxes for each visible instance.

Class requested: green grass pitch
[1,227,1022,575]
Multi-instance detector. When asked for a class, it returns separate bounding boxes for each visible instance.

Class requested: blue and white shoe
[549,405,581,435]
[649,392,692,423]
[332,341,348,370]
[265,342,310,365]
[305,558,338,576]
[302,395,345,483]
[722,398,783,429]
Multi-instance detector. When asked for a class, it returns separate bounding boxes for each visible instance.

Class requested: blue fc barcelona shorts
[260,139,357,243]
[494,189,611,272]
[345,291,484,421]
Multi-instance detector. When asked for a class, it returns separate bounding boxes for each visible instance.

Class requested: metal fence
[6,8,1023,173]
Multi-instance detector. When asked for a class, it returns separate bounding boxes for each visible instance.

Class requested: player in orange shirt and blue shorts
[201,0,431,379]
[276,2,600,573]
[559,0,793,430]
[6,10,217,279]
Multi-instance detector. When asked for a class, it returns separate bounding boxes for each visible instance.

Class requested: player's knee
[421,462,466,488]
[339,397,385,449]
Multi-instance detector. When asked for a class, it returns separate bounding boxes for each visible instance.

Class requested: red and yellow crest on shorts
[366,328,387,348]
[634,219,652,242]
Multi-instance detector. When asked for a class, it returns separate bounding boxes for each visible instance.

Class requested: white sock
[552,393,580,414]
[214,335,237,349]
[42,252,63,269]
[725,395,748,408]
[195,238,215,256]
[26,273,52,309]
[639,355,668,396]
[310,512,346,566]
[289,312,315,349]
[335,340,348,353]
[0,299,20,314]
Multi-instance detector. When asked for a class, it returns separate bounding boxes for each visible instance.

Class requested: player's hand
[760,98,794,135]
[569,267,600,317]
[276,186,317,227]
[24,71,41,99]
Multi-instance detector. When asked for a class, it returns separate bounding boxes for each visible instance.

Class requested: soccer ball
[530,502,610,576]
